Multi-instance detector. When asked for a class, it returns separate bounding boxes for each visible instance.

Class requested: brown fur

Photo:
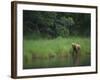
[72,43,81,66]
[72,43,80,54]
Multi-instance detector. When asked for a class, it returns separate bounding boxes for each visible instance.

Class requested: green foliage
[56,25,69,37]
[23,37,90,68]
[23,10,90,38]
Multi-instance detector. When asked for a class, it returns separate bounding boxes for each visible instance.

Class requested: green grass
[23,36,91,68]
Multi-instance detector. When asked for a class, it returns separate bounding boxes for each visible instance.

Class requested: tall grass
[23,36,90,68]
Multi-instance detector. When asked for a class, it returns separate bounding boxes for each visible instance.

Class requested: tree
[23,10,91,39]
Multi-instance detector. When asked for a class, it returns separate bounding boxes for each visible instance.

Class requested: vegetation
[23,37,90,69]
[23,10,90,38]
[23,10,91,69]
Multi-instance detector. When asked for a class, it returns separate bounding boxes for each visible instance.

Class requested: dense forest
[23,10,91,39]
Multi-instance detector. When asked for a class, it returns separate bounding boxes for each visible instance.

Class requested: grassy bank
[23,37,90,68]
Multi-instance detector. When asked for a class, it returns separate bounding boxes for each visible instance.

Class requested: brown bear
[72,43,80,54]
[72,43,81,66]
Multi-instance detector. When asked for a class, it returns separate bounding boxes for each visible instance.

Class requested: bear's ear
[72,43,76,47]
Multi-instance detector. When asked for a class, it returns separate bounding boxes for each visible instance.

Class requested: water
[23,53,90,69]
